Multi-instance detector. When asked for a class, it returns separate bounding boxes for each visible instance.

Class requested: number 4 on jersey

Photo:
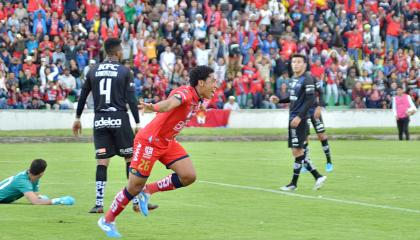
[99,78,112,104]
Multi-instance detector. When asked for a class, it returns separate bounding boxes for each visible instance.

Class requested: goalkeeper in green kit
[0,159,74,205]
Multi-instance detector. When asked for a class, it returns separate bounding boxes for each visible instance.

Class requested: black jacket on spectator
[63,45,80,62]
[275,58,289,78]
[229,0,242,12]
[19,76,37,93]
[270,19,284,37]
[64,0,78,18]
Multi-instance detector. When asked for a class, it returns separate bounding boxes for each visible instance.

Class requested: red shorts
[129,137,189,177]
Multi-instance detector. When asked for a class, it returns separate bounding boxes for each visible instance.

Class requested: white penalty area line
[199,180,420,215]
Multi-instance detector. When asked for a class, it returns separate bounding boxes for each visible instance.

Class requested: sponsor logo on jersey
[143,146,154,159]
[94,117,122,128]
[133,143,142,161]
[119,147,133,155]
[173,120,187,132]
[98,64,119,71]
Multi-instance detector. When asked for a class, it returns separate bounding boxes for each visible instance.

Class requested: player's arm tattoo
[154,95,182,112]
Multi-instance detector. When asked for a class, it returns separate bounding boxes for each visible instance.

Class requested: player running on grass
[271,54,327,191]
[0,159,74,205]
[73,38,157,213]
[97,65,216,238]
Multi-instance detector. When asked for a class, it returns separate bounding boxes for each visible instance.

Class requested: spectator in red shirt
[43,81,61,110]
[39,35,54,53]
[280,36,297,60]
[311,58,325,82]
[250,75,265,109]
[343,27,363,62]
[22,56,38,78]
[51,0,64,18]
[27,0,45,13]
[385,11,402,54]
[86,32,101,60]
[233,72,249,109]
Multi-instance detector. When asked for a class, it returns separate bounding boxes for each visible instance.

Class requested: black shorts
[307,115,326,135]
[288,118,308,149]
[93,112,134,159]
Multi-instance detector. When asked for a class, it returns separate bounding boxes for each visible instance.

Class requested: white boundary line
[199,180,420,215]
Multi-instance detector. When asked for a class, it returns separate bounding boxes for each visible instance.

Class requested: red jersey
[139,85,200,142]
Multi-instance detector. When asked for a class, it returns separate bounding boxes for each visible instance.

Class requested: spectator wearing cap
[193,14,207,40]
[22,56,38,77]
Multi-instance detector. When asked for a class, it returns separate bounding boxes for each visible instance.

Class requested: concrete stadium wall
[227,110,420,128]
[0,109,419,130]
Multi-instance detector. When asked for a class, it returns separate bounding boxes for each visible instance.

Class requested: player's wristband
[153,104,160,112]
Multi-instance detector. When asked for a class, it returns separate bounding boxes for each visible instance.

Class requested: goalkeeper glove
[51,196,75,205]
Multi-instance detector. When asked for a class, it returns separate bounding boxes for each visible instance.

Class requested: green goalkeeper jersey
[0,171,39,203]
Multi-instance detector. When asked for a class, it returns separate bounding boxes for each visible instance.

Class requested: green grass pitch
[0,141,419,240]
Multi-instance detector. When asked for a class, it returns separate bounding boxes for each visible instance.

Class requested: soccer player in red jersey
[98,66,216,238]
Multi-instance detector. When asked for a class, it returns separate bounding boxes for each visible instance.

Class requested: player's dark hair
[104,38,122,56]
[189,66,214,87]
[29,159,47,175]
[291,53,307,63]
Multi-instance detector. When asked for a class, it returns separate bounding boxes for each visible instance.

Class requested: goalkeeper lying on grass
[0,159,74,205]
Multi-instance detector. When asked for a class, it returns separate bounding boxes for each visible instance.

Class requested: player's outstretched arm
[270,95,290,104]
[24,192,75,205]
[139,95,182,113]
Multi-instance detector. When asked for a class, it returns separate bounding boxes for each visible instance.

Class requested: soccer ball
[406,107,417,116]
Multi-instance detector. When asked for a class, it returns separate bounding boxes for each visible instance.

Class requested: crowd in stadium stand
[0,0,418,110]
